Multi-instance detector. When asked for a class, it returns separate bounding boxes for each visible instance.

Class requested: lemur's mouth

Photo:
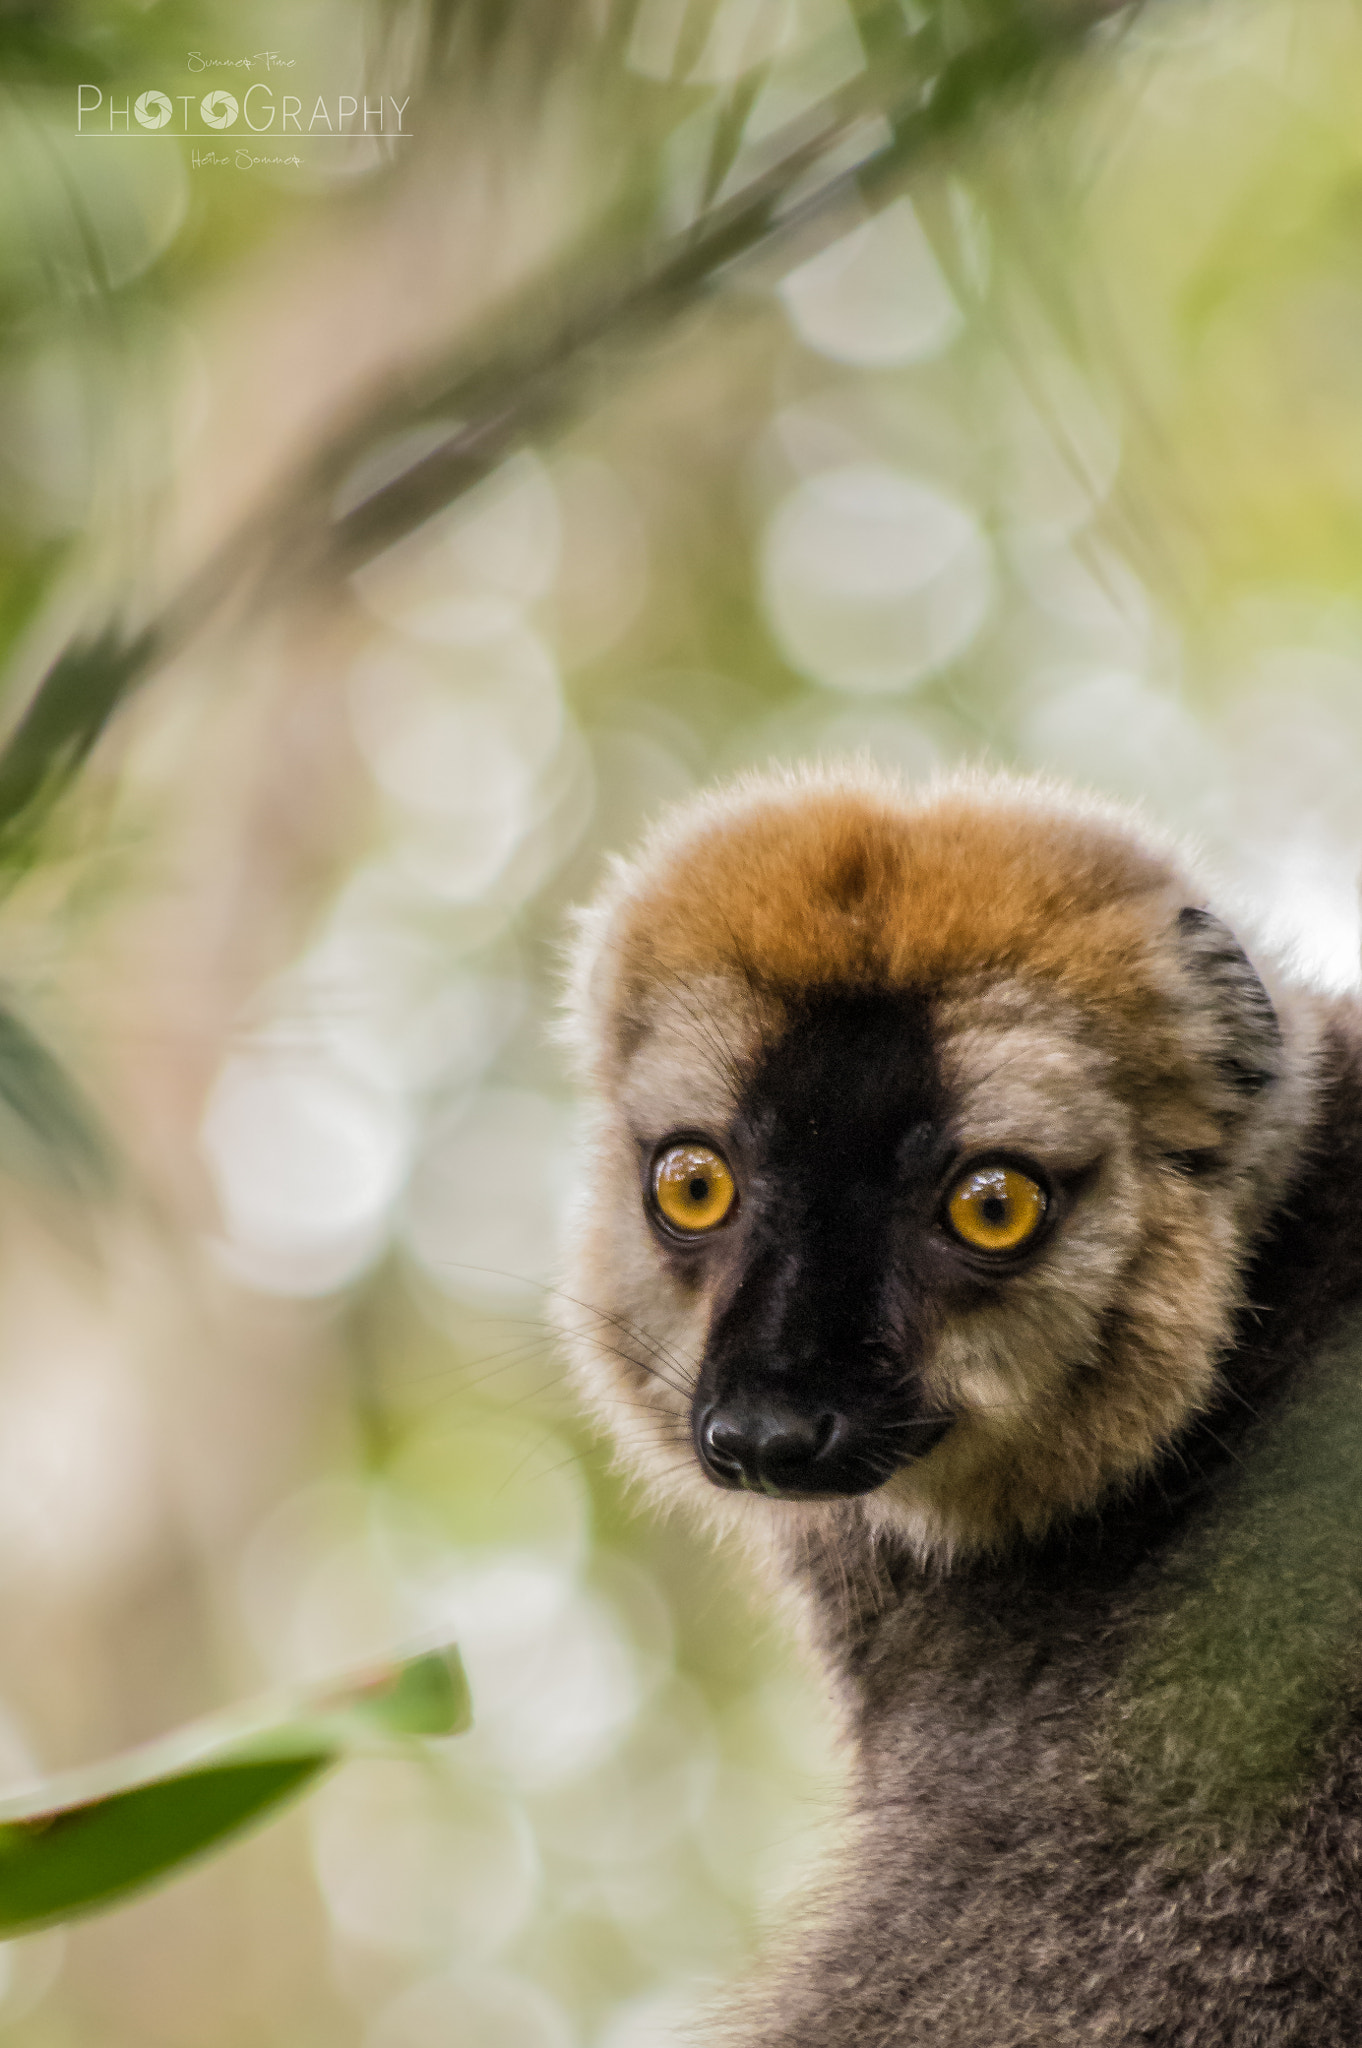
[692,1399,954,1498]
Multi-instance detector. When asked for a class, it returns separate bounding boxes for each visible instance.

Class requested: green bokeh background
[0,1,1360,2042]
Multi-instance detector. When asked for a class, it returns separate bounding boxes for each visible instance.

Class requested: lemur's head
[561,768,1313,1561]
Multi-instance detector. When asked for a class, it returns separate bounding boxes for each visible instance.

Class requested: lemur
[561,765,1362,2047]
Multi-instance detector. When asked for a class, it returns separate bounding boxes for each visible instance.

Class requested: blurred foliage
[0,1002,112,1196]
[0,2,1359,2047]
[0,1645,467,1935]
[1,0,1124,812]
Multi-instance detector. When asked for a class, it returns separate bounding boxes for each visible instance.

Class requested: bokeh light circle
[762,463,993,692]
[780,199,962,368]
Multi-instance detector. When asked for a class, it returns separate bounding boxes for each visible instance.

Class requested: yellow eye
[652,1142,736,1235]
[946,1162,1047,1255]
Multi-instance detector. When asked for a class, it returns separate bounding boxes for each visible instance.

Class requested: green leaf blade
[337,1644,473,1741]
[0,1644,470,1934]
[0,1756,331,1936]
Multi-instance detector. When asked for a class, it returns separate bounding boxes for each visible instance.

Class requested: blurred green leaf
[0,0,211,87]
[0,1643,469,1935]
[0,544,66,674]
[0,1758,330,1936]
[0,625,155,864]
[387,0,618,103]
[0,1000,113,1195]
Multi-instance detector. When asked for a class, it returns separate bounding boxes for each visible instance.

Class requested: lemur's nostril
[811,1411,839,1459]
[698,1407,747,1481]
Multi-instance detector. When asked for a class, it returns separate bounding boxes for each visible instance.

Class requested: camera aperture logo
[76,52,411,170]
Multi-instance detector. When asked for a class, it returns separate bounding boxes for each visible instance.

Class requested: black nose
[696,1397,848,1496]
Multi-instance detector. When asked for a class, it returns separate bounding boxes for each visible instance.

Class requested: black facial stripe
[695,987,950,1491]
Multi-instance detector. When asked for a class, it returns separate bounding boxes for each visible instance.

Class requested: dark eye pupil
[981,1194,1007,1225]
[688,1176,709,1203]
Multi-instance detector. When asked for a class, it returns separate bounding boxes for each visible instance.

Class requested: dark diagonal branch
[0,0,1136,866]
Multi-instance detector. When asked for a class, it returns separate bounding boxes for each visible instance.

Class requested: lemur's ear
[1176,906,1282,1098]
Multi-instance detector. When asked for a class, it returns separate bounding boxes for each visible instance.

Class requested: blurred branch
[0,0,1137,864]
[236,0,1137,591]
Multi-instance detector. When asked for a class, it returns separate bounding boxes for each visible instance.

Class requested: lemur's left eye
[945,1161,1047,1255]
[651,1141,736,1235]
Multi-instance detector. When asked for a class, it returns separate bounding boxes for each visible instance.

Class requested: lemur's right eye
[651,1141,737,1236]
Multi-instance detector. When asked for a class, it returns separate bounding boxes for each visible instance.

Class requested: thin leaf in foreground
[0,1643,470,1935]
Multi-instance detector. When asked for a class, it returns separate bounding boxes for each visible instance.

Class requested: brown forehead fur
[609,778,1190,1066]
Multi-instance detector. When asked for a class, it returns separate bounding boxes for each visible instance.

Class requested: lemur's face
[563,774,1300,1559]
